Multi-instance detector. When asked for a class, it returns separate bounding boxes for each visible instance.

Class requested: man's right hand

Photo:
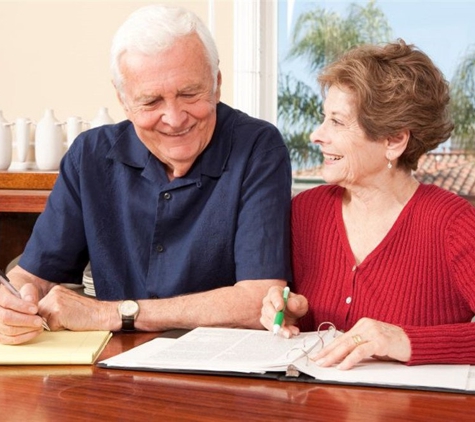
[0,282,46,345]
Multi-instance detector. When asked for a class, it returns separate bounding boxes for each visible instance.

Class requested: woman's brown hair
[318,39,454,171]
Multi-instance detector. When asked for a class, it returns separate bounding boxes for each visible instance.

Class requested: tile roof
[293,151,475,202]
[414,151,475,199]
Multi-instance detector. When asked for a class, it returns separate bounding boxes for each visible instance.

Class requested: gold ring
[352,334,363,346]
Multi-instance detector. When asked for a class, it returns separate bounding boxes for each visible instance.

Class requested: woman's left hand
[311,317,411,370]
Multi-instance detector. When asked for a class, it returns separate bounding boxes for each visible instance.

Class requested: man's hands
[1,280,118,345]
[0,282,46,344]
[37,285,117,332]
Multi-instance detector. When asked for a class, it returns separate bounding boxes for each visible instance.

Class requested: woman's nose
[310,125,324,144]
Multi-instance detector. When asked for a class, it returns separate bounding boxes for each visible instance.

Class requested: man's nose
[161,101,187,127]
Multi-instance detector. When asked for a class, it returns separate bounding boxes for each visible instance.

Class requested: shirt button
[346,296,352,304]
[163,192,171,200]
[352,265,357,272]
[156,244,164,253]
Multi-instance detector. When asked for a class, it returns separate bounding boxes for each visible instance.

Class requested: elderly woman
[261,39,475,369]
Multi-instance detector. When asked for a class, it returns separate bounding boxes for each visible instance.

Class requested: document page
[293,355,471,391]
[103,327,323,374]
[100,337,177,369]
[467,366,475,391]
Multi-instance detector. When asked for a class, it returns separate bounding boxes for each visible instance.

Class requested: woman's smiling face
[310,85,388,188]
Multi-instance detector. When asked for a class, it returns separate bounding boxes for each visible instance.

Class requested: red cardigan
[292,183,475,365]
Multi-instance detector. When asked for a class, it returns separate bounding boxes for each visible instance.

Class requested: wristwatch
[118,300,140,331]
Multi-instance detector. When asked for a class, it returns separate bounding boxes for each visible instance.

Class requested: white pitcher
[35,109,65,171]
[15,117,34,163]
[66,116,85,148]
[90,107,114,128]
[0,110,13,170]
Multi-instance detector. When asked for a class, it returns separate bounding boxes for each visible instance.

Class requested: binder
[98,327,475,394]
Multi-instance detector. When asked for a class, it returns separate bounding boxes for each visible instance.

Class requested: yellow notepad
[0,331,112,365]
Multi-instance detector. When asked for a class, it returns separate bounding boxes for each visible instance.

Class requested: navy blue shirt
[20,103,292,300]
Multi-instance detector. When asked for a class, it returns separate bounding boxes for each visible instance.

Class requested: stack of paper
[0,331,112,365]
[103,329,323,374]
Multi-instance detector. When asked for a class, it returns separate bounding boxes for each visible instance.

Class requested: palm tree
[279,0,392,170]
[450,47,475,150]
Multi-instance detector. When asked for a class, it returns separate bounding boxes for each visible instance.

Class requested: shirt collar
[106,102,235,180]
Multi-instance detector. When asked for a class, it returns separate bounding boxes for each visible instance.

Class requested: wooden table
[1,332,474,422]
[0,171,57,271]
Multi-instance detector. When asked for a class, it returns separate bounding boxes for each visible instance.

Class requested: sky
[279,0,475,88]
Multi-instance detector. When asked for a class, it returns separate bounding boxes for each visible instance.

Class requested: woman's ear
[386,129,410,161]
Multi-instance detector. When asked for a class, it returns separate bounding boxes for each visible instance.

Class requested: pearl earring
[387,160,393,169]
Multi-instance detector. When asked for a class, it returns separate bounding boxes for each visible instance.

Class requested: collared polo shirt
[20,103,292,300]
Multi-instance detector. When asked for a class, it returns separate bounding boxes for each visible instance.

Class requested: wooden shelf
[0,171,57,270]
[0,171,58,190]
[0,189,51,213]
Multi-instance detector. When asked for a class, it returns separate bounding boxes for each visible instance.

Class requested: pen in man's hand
[273,286,290,335]
[0,269,50,331]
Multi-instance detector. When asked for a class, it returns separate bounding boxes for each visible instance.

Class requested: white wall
[0,0,234,127]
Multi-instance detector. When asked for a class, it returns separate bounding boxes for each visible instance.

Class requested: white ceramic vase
[90,107,114,128]
[15,117,34,163]
[0,110,13,170]
[66,116,85,148]
[35,109,65,171]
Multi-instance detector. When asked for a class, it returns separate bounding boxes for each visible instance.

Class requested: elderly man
[0,5,291,344]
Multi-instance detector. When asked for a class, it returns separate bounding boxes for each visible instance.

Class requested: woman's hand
[311,317,411,370]
[260,285,308,338]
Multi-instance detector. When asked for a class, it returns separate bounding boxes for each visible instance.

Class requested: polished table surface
[1,332,475,422]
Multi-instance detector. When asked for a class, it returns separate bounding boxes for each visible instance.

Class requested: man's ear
[215,70,222,102]
[113,81,131,117]
[386,129,410,161]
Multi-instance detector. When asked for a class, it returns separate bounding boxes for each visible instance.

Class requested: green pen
[273,286,290,335]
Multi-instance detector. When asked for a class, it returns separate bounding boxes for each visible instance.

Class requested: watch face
[120,300,139,317]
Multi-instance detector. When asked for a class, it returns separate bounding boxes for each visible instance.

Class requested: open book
[0,331,112,365]
[99,327,475,393]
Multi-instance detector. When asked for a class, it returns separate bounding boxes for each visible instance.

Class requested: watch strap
[118,300,139,332]
[121,316,135,331]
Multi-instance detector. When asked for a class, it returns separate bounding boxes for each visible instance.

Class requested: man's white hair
[110,5,220,94]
